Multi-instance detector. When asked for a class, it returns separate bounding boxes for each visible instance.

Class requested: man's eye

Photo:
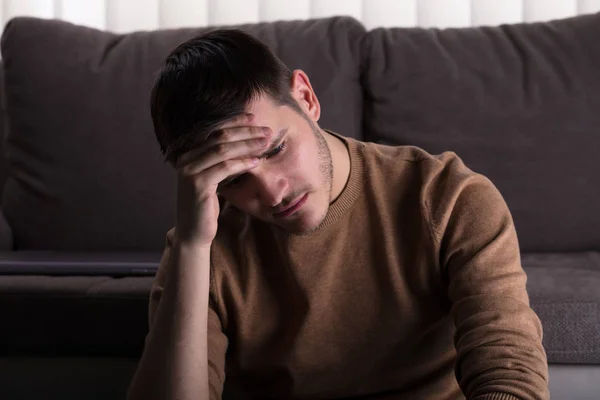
[266,141,286,159]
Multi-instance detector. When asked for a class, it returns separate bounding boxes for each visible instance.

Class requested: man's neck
[322,130,351,203]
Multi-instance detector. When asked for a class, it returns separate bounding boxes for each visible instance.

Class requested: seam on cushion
[83,277,116,295]
[530,300,599,305]
[0,293,148,299]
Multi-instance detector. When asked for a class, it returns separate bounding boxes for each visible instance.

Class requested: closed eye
[266,140,286,159]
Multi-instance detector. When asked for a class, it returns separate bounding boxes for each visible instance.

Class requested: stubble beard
[311,123,334,203]
[292,120,333,235]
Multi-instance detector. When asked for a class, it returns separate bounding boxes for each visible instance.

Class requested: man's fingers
[212,113,273,145]
[210,125,272,146]
[199,157,260,189]
[180,137,268,176]
[176,124,272,168]
[175,114,254,168]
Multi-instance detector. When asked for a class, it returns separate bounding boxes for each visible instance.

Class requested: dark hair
[150,29,301,164]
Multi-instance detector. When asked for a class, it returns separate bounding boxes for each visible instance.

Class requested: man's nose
[253,171,288,208]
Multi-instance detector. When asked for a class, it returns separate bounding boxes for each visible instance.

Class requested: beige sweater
[149,134,549,400]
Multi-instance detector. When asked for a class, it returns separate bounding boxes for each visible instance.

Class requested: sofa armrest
[0,210,13,250]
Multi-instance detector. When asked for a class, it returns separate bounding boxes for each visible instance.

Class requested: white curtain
[0,0,599,33]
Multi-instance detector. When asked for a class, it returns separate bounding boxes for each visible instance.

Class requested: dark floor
[0,358,598,400]
[0,357,138,400]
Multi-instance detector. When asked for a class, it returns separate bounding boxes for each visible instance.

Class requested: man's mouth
[273,193,308,219]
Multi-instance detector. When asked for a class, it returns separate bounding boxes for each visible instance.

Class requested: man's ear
[290,69,321,122]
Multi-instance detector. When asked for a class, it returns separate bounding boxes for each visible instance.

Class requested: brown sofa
[0,13,599,399]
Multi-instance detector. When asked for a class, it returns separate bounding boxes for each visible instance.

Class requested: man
[127,29,549,400]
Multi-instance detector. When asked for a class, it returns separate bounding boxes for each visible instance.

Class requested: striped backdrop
[0,0,599,33]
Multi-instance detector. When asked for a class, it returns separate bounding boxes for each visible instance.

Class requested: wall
[0,0,599,34]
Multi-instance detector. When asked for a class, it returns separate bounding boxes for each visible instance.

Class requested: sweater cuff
[474,393,520,400]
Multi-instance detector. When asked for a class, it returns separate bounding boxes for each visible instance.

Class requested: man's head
[151,29,335,233]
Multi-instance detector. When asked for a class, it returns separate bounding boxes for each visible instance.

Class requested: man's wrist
[176,239,212,256]
[172,229,213,254]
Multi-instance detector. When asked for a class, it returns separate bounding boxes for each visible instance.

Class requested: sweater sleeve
[147,229,229,400]
[425,154,549,400]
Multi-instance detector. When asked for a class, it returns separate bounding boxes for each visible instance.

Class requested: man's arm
[127,113,268,399]
[127,230,228,400]
[426,153,549,400]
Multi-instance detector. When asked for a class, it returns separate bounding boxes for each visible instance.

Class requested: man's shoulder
[351,138,496,212]
[351,137,474,180]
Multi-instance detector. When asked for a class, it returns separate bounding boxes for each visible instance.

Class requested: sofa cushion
[0,264,156,356]
[0,65,8,198]
[524,252,600,364]
[362,13,600,253]
[0,16,365,251]
[2,251,596,364]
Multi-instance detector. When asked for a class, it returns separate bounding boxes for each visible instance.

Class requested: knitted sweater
[150,133,549,400]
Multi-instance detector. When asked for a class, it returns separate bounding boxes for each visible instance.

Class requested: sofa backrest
[0,66,8,197]
[2,13,600,253]
[362,13,600,253]
[0,16,365,251]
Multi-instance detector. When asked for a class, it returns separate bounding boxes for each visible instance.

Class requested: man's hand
[174,113,271,247]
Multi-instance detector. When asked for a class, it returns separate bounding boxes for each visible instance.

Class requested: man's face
[217,95,333,234]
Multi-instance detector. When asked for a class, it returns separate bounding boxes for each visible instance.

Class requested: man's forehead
[245,94,287,123]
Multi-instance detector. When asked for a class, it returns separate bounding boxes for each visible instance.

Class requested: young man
[127,29,549,400]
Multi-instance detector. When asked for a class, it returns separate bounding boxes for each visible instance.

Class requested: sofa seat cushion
[3,251,598,363]
[524,252,600,364]
[0,260,156,356]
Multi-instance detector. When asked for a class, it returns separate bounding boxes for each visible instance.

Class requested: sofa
[0,12,598,400]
